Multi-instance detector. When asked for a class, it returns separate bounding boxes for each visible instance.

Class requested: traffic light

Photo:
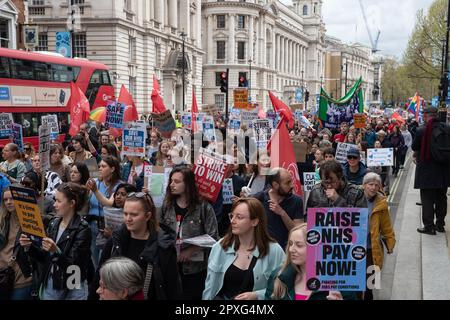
[305,90,310,103]
[238,75,248,87]
[220,71,228,93]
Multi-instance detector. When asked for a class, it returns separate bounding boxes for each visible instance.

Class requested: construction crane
[358,0,381,54]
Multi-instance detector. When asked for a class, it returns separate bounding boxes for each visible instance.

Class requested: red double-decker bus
[0,48,115,148]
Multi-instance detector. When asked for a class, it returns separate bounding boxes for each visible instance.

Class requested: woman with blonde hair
[265,224,355,300]
[0,143,26,184]
[150,140,173,167]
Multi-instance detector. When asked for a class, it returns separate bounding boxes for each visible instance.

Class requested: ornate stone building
[201,0,326,111]
[0,0,26,49]
[26,0,203,114]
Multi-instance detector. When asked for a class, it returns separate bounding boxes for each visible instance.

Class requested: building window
[217,41,225,60]
[36,33,48,51]
[73,33,87,58]
[0,19,9,48]
[215,72,223,86]
[124,0,132,11]
[237,15,245,29]
[237,42,245,60]
[73,0,85,14]
[129,37,136,63]
[129,76,136,97]
[303,5,308,15]
[155,43,161,67]
[215,94,225,110]
[217,15,225,29]
[192,56,197,78]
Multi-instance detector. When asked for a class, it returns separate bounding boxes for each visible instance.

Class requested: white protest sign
[335,142,354,164]
[202,115,216,142]
[252,119,272,149]
[122,121,147,157]
[303,172,317,192]
[228,116,242,136]
[181,112,192,129]
[367,148,394,167]
[241,109,259,128]
[39,125,51,171]
[299,115,312,129]
[222,178,234,205]
[146,166,172,208]
[41,115,59,140]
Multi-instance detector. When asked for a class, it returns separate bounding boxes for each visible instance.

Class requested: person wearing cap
[412,107,450,235]
[376,130,392,148]
[343,146,367,186]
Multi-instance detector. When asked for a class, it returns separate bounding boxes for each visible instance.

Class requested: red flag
[151,75,167,113]
[68,82,90,137]
[391,112,406,125]
[258,105,267,119]
[191,88,199,133]
[118,85,138,121]
[267,116,303,196]
[268,91,294,128]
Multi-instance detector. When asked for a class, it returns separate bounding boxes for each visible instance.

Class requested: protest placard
[202,104,221,117]
[303,172,317,192]
[228,116,242,136]
[152,110,176,138]
[144,166,172,208]
[234,89,249,109]
[202,115,216,142]
[266,111,277,128]
[12,123,23,152]
[241,109,259,128]
[193,148,229,202]
[39,125,51,171]
[353,113,366,129]
[181,112,192,129]
[106,101,125,129]
[85,157,100,179]
[367,148,394,167]
[299,115,312,129]
[222,178,234,205]
[384,108,394,118]
[253,119,272,149]
[42,115,60,140]
[122,121,146,157]
[0,113,13,137]
[10,186,46,238]
[103,207,124,232]
[335,143,354,164]
[306,207,369,291]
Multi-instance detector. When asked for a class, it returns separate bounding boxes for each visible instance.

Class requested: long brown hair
[271,224,308,300]
[164,166,200,212]
[125,193,159,234]
[220,198,276,258]
[0,186,13,232]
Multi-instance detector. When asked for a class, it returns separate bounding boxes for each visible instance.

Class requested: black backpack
[430,123,450,164]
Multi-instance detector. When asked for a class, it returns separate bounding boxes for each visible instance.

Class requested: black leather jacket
[90,223,182,300]
[25,214,92,291]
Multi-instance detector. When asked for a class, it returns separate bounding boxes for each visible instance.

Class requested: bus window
[10,58,34,80]
[34,62,52,81]
[101,70,112,86]
[86,69,111,106]
[0,57,10,78]
[52,64,80,83]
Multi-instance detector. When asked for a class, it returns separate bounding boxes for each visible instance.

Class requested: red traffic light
[221,72,227,79]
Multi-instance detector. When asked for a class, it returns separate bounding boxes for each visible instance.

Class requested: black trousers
[420,188,448,229]
[180,269,207,300]
[392,150,402,175]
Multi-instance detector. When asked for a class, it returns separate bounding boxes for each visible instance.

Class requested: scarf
[420,118,434,162]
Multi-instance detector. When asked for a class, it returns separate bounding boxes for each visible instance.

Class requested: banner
[122,121,146,157]
[10,186,46,238]
[106,101,125,129]
[39,125,51,171]
[306,207,369,292]
[0,113,13,137]
[193,148,229,202]
[151,110,176,138]
[144,165,172,208]
[253,119,272,149]
[367,148,394,167]
[202,115,216,142]
[55,31,72,58]
[335,142,354,164]
[303,172,317,192]
[222,178,234,205]
[234,89,249,109]
[319,78,364,129]
[42,114,60,140]
[353,113,366,129]
[12,123,23,152]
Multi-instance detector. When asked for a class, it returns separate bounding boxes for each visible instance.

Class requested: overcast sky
[280,0,435,59]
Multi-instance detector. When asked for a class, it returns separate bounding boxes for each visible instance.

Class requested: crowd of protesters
[3,106,442,302]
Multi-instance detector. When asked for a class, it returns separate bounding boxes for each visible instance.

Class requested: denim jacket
[202,240,285,300]
[160,200,218,275]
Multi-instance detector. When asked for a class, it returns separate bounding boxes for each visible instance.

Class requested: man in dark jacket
[343,147,367,186]
[412,107,450,235]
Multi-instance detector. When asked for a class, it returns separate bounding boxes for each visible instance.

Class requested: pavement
[374,157,450,300]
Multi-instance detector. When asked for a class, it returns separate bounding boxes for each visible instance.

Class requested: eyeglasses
[127,192,155,208]
[322,178,340,185]
[347,156,359,160]
[24,148,31,151]
[228,213,250,221]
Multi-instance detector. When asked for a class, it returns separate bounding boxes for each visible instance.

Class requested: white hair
[363,172,382,186]
[99,257,144,297]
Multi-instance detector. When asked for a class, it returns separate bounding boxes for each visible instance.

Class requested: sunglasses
[127,192,155,208]
[24,148,31,151]
[347,156,359,160]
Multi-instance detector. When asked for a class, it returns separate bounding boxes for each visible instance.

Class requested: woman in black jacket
[92,192,182,300]
[19,183,92,300]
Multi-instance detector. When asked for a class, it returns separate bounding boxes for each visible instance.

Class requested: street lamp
[180,31,187,112]
[248,59,252,103]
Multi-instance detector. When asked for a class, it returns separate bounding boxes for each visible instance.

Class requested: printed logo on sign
[0,87,10,100]
[12,96,32,105]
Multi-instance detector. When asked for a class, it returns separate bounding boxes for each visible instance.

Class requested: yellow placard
[234,89,249,109]
[353,113,367,129]
[10,187,46,238]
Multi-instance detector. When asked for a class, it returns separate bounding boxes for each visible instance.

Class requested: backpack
[430,123,450,164]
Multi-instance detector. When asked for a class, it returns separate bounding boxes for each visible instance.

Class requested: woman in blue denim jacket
[203,198,285,300]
